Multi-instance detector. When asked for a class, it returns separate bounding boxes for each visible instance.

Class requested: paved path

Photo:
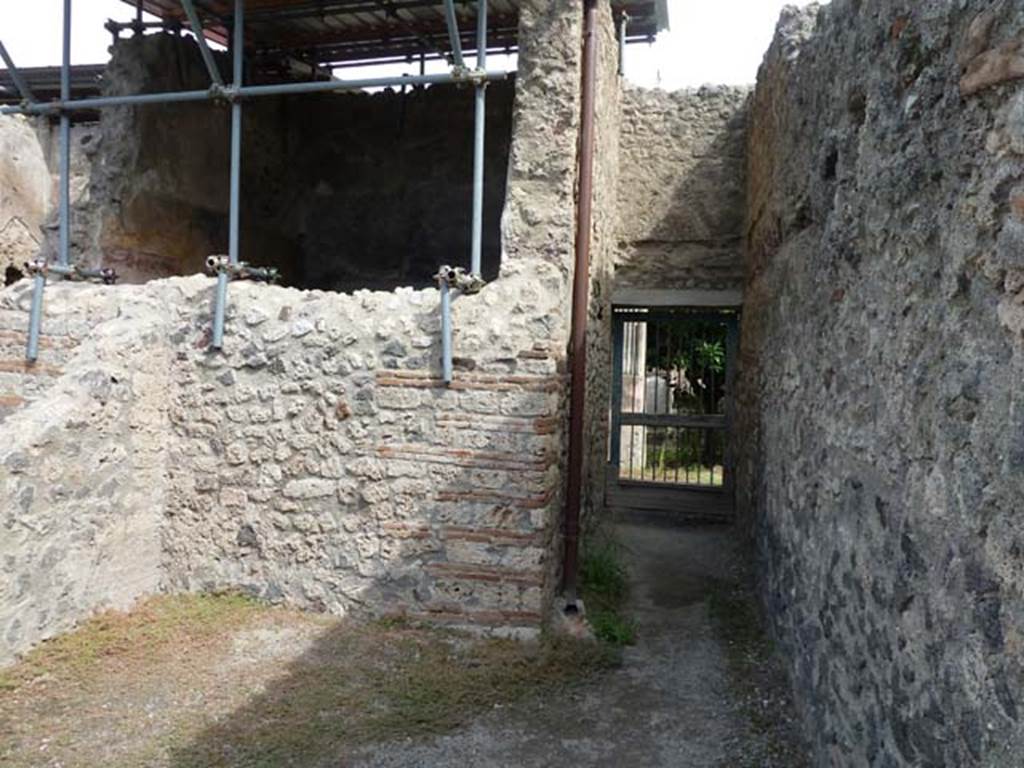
[355,522,776,768]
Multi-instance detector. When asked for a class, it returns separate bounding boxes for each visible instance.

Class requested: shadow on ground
[0,522,804,767]
[339,521,808,768]
[165,619,614,768]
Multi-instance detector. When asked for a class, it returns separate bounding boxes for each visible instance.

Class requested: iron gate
[608,307,738,520]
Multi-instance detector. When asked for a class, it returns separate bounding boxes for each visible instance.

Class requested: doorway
[607,307,738,521]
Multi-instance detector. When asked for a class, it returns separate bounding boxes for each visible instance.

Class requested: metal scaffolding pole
[180,0,224,87]
[0,41,36,103]
[440,277,453,383]
[442,0,464,69]
[59,0,71,268]
[212,0,244,350]
[27,0,72,361]
[10,0,511,361]
[0,71,507,116]
[25,271,45,362]
[618,12,629,77]
[470,0,486,277]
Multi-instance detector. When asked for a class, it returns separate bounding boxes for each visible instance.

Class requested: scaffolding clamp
[434,264,485,295]
[25,259,118,284]
[208,83,231,102]
[205,255,279,284]
[454,67,490,86]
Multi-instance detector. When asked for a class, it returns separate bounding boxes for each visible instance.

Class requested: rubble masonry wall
[736,1,1024,764]
[0,0,593,665]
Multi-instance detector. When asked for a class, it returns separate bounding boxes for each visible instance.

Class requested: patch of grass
[1,594,619,768]
[0,592,262,691]
[168,625,617,768]
[580,539,638,646]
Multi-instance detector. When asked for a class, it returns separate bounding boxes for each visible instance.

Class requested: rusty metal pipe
[562,0,600,610]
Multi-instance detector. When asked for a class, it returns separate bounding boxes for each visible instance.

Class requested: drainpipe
[563,0,599,611]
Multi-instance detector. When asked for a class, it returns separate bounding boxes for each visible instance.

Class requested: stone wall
[0,116,49,283]
[160,273,566,631]
[0,0,594,666]
[0,284,169,663]
[0,115,95,284]
[581,0,623,528]
[615,85,749,292]
[69,33,514,288]
[737,1,1024,764]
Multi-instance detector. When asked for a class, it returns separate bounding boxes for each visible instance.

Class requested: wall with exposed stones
[0,284,170,662]
[68,33,514,289]
[614,85,749,292]
[0,0,590,666]
[580,0,624,530]
[0,116,49,284]
[0,115,95,285]
[737,1,1024,765]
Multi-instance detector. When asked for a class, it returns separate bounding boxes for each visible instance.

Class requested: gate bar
[609,317,625,466]
[180,0,224,87]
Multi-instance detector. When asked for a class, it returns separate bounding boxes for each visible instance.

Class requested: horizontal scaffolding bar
[0,69,510,115]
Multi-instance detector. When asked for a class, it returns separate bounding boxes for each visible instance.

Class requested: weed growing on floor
[581,538,638,646]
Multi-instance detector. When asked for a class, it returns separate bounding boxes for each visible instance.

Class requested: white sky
[1,0,820,89]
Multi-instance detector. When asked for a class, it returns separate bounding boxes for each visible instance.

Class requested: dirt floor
[0,521,806,767]
[350,522,807,767]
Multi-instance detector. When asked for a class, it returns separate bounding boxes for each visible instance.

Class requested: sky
[0,0,821,89]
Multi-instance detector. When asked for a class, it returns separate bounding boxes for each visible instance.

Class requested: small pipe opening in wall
[564,602,580,616]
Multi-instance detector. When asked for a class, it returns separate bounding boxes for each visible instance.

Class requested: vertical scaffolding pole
[229,0,243,271]
[59,0,71,267]
[440,277,453,383]
[213,0,243,350]
[27,0,71,360]
[618,12,628,77]
[470,0,487,277]
[26,272,44,362]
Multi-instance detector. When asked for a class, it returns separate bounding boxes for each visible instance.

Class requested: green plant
[580,540,637,646]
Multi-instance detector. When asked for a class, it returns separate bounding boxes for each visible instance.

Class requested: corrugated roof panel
[123,1,665,68]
